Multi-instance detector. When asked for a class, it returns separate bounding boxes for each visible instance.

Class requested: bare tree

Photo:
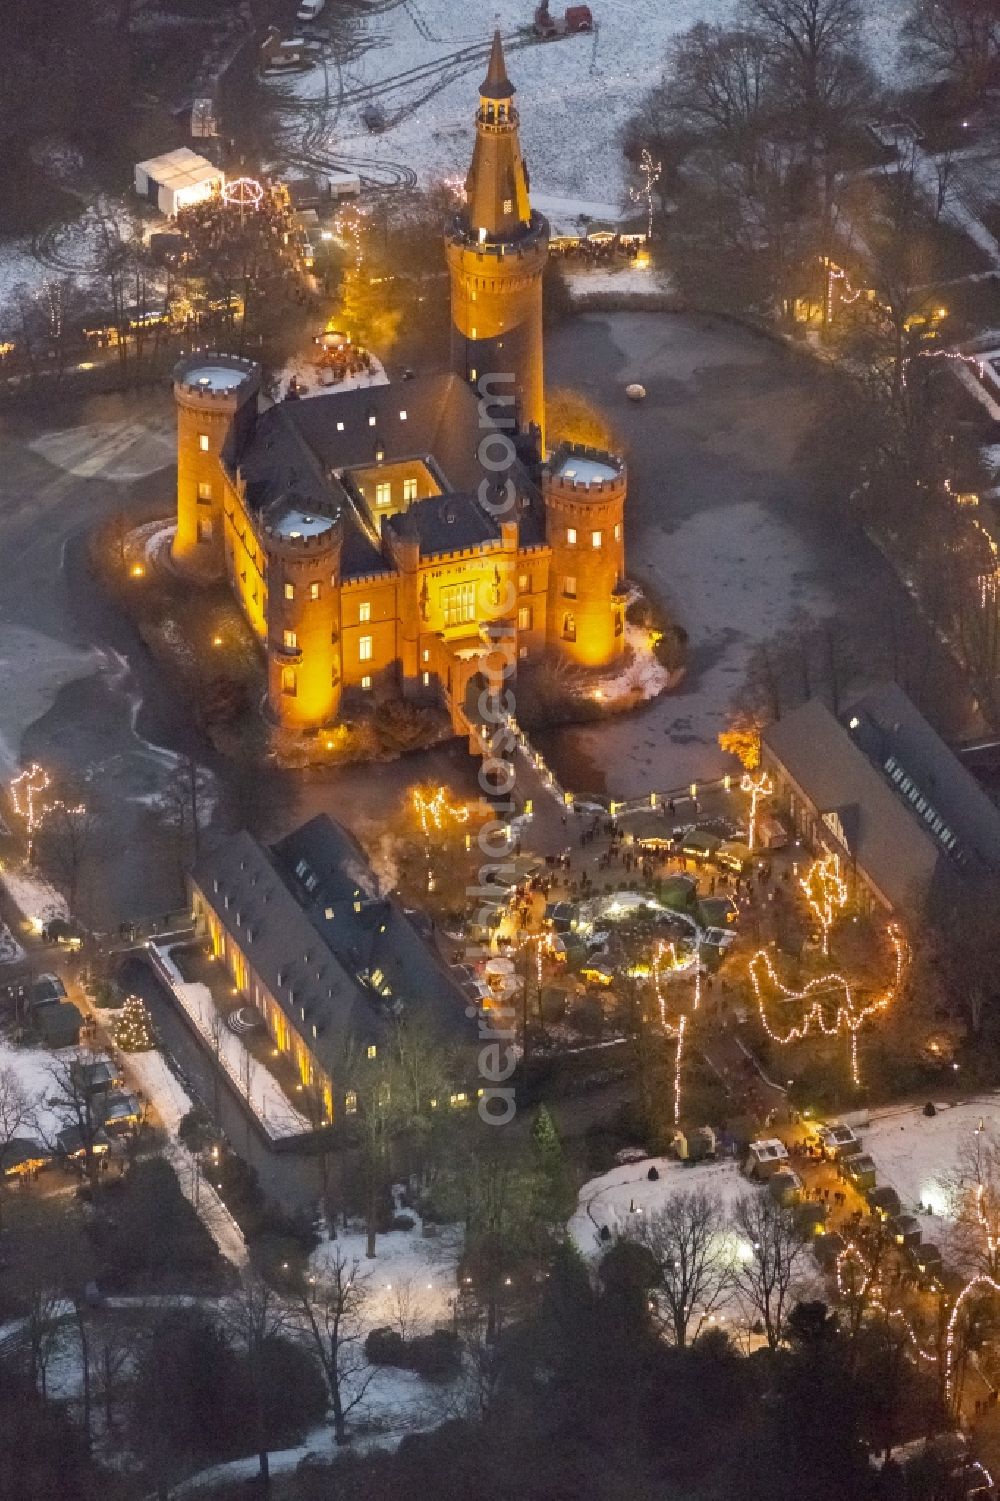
[44,1053,109,1192]
[226,1274,289,1498]
[35,795,99,918]
[294,1248,374,1444]
[904,0,1000,98]
[944,1124,1000,1278]
[730,1192,809,1348]
[625,1188,732,1346]
[0,1064,39,1233]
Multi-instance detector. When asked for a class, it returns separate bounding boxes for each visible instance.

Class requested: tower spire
[481,30,513,99]
[464,31,531,241]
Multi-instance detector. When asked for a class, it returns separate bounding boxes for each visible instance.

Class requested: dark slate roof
[223,373,542,575]
[481,30,515,100]
[761,698,941,913]
[384,492,500,555]
[271,816,473,1040]
[843,682,1000,878]
[191,816,472,1079]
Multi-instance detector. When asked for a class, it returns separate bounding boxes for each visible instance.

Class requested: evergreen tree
[114,995,154,1053]
[530,1105,575,1220]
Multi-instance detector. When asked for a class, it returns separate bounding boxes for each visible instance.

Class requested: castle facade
[171,33,628,732]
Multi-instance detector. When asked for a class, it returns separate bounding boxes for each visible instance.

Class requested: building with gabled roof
[760,686,1000,914]
[189,814,476,1119]
[169,34,628,734]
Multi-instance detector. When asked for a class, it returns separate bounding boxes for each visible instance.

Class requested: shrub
[389,1213,416,1232]
[366,1327,408,1367]
[407,1330,461,1381]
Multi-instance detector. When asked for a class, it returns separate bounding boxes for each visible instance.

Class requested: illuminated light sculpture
[903,347,986,390]
[411,785,470,837]
[673,963,703,1125]
[799,851,848,955]
[9,764,84,861]
[821,256,864,324]
[748,923,907,1087]
[740,769,773,851]
[222,177,265,223]
[629,148,662,242]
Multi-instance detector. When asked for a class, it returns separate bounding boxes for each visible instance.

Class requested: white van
[297,0,325,20]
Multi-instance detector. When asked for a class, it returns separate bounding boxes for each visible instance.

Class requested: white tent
[134,149,224,216]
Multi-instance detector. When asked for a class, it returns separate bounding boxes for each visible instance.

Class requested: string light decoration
[741,769,773,851]
[629,148,662,241]
[799,851,848,955]
[114,994,155,1053]
[9,764,84,859]
[747,923,907,1087]
[903,347,986,389]
[821,256,865,324]
[222,177,265,220]
[673,962,703,1125]
[411,786,470,837]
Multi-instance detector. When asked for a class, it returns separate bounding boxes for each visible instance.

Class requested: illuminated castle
[171,33,627,733]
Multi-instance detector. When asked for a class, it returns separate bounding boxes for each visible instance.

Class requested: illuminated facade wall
[544,449,628,669]
[191,881,334,1118]
[172,356,260,576]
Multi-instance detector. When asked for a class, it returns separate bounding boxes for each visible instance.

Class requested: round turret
[171,352,260,577]
[261,498,343,730]
[544,444,627,669]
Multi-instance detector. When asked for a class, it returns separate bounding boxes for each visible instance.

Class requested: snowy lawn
[861,1098,1000,1234]
[0,863,69,930]
[272,0,910,210]
[0,921,25,965]
[569,1154,752,1259]
[0,1032,71,1137]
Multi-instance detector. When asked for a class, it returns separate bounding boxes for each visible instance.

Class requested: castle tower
[445,32,549,451]
[261,498,343,730]
[544,445,628,669]
[171,353,260,577]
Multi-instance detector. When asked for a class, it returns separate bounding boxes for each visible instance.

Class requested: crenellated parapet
[543,443,627,670]
[172,352,260,578]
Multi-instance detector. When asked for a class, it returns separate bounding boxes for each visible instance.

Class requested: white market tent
[134,149,224,216]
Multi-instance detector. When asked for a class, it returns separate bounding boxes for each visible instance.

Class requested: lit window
[503,198,512,214]
[368,413,376,427]
[615,611,623,636]
[283,628,297,649]
[422,648,430,663]
[282,666,296,695]
[614,523,621,541]
[519,644,528,659]
[359,635,373,661]
[518,604,532,631]
[563,612,576,642]
[336,421,344,432]
[375,445,385,461]
[471,325,478,339]
[309,581,320,601]
[564,576,576,598]
[375,482,391,507]
[403,477,417,502]
[284,582,295,601]
[592,530,602,548]
[197,517,213,543]
[371,968,384,987]
[199,433,209,452]
[470,368,477,382]
[399,409,407,421]
[345,1090,357,1114]
[518,573,529,591]
[441,582,477,627]
[197,481,212,501]
[361,674,372,690]
[422,670,431,686]
[367,1044,377,1059]
[359,601,371,623]
[567,527,577,545]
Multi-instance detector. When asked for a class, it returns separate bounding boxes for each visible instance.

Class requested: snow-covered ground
[0,1033,69,1137]
[0,922,25,965]
[861,1098,1000,1233]
[273,351,389,401]
[569,1154,751,1258]
[566,260,674,302]
[150,945,313,1140]
[273,0,910,210]
[0,864,69,930]
[310,1211,462,1333]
